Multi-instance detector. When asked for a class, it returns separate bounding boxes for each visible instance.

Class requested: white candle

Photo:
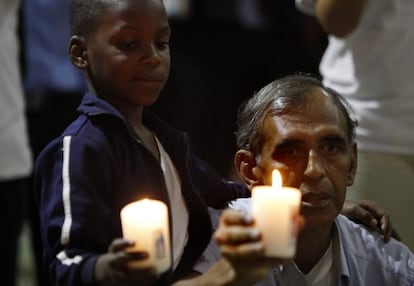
[251,169,301,258]
[120,199,171,273]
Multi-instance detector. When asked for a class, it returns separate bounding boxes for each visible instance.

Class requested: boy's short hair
[235,73,358,156]
[70,0,118,38]
[70,0,165,38]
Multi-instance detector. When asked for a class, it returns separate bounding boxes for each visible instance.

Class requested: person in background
[215,74,414,285]
[0,1,32,285]
[295,0,414,250]
[152,0,327,177]
[21,0,87,284]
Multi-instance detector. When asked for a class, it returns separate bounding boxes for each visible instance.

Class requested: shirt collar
[276,217,351,286]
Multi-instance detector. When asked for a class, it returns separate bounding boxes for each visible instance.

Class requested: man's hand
[342,199,401,242]
[172,259,236,286]
[94,238,158,286]
[213,209,298,286]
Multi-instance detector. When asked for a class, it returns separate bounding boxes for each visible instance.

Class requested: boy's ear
[68,35,88,69]
[234,150,261,189]
[346,142,358,186]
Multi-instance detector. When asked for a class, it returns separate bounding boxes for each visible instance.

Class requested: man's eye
[275,146,301,162]
[283,147,299,156]
[323,143,340,154]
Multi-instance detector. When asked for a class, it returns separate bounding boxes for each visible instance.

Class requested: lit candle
[251,169,301,258]
[120,199,171,273]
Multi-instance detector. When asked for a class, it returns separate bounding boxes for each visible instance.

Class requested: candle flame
[272,169,282,189]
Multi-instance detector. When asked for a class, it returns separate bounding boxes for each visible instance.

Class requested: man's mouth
[301,192,332,208]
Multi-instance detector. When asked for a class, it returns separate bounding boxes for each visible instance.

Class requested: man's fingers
[220,241,264,259]
[215,225,260,244]
[219,208,254,226]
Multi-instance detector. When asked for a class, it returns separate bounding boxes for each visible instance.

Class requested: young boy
[35,1,397,285]
[35,0,249,285]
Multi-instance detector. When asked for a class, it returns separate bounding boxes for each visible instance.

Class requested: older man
[215,74,414,285]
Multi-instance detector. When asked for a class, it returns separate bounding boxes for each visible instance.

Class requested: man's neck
[294,224,333,274]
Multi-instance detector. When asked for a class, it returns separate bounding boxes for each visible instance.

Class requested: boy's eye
[157,41,170,50]
[118,40,138,50]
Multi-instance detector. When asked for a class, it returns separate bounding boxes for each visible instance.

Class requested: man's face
[254,89,357,229]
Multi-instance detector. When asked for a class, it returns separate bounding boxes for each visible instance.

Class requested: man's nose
[303,149,324,179]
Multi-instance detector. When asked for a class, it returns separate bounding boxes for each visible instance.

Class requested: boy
[35,0,249,285]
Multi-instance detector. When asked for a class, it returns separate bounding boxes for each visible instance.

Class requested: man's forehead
[262,105,348,142]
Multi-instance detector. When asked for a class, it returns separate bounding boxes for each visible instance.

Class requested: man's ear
[68,35,88,69]
[347,142,358,186]
[234,150,262,189]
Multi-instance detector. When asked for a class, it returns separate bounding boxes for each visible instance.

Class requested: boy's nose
[142,44,162,65]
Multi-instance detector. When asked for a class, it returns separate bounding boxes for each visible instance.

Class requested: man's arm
[313,0,366,38]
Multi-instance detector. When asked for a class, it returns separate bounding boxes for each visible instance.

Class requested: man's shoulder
[335,215,414,284]
[336,214,412,254]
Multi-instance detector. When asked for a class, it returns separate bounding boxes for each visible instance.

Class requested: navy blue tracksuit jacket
[34,92,249,286]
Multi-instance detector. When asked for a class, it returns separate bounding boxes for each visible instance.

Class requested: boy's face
[250,89,357,229]
[77,0,170,112]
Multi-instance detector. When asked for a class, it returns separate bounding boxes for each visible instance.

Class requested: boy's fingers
[379,214,392,242]
[126,251,150,260]
[108,238,134,252]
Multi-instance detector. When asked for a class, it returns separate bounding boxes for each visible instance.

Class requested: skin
[234,87,358,273]
[69,0,170,160]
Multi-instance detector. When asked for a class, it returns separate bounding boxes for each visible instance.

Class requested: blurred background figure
[152,0,327,177]
[296,0,414,250]
[0,1,32,285]
[21,0,87,285]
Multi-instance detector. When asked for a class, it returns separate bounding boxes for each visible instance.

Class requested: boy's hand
[214,209,295,286]
[95,238,157,286]
[342,199,402,242]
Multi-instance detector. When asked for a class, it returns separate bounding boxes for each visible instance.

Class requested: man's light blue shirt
[259,214,414,286]
[197,199,414,285]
